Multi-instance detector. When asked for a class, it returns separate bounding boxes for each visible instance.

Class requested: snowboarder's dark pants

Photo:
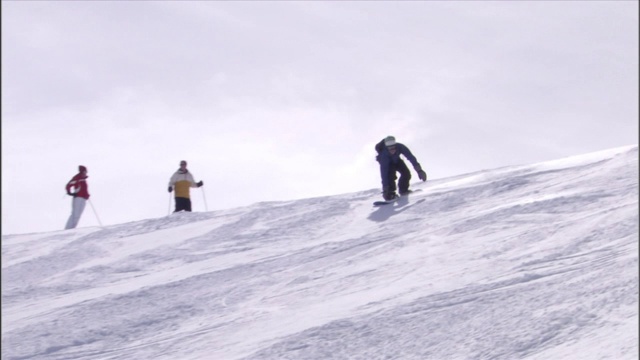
[387,160,411,193]
[174,197,192,212]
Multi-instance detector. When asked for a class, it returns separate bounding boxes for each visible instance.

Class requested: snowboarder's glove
[418,170,427,182]
[168,186,173,193]
[67,192,76,197]
[197,181,203,187]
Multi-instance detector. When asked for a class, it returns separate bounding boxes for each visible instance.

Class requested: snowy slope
[2,145,638,360]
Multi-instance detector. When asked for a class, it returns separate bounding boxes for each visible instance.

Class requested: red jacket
[66,173,90,199]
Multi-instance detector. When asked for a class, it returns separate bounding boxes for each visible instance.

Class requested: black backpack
[374,139,388,162]
[374,139,386,154]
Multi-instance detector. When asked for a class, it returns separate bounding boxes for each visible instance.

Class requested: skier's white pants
[65,197,87,229]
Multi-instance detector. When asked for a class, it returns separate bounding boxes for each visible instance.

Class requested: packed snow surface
[2,145,638,360]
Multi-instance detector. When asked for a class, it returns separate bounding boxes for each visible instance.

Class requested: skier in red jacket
[65,165,90,229]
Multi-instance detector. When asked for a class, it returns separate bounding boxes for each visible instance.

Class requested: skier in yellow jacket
[168,160,203,212]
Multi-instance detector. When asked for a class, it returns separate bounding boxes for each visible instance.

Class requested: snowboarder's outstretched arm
[398,144,427,181]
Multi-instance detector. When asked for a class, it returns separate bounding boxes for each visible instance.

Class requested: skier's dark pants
[387,160,412,194]
[174,197,192,212]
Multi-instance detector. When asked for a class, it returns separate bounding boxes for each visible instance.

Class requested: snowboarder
[168,160,203,212]
[375,136,427,201]
[65,165,90,229]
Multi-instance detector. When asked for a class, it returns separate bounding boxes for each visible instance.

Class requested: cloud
[2,1,637,235]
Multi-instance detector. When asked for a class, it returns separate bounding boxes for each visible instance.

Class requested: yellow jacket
[169,169,197,199]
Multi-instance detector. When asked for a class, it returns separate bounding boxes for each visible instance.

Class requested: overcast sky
[2,1,638,235]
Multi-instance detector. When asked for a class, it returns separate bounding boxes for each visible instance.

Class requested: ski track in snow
[2,145,638,360]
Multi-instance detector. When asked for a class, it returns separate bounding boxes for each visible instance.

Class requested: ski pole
[88,199,104,227]
[201,187,208,212]
[168,193,172,215]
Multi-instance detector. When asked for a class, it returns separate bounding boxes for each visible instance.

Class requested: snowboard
[373,189,422,206]
[373,199,397,206]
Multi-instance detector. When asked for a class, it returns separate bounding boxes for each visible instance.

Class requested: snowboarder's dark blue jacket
[377,142,422,188]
